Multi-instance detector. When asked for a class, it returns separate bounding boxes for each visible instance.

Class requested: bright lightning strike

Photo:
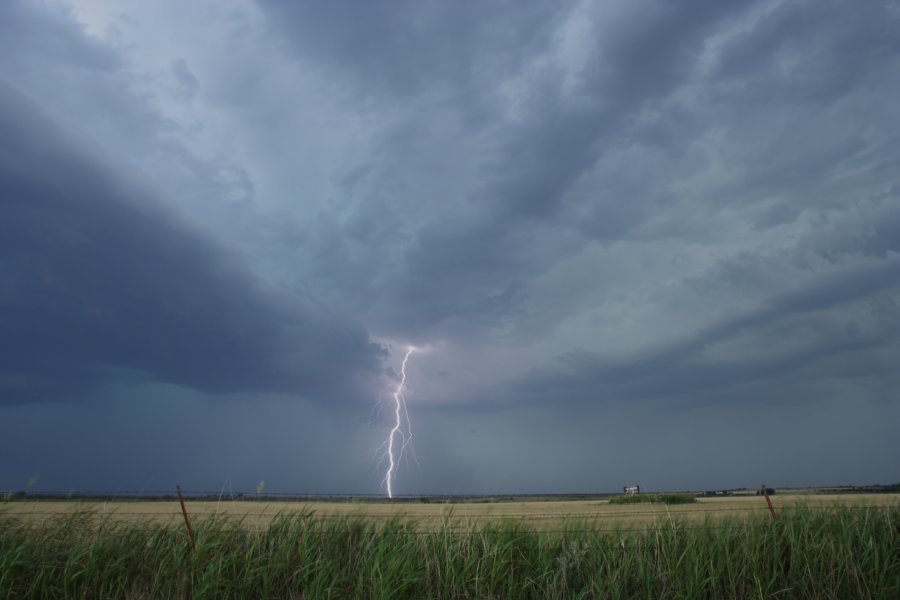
[382,346,416,499]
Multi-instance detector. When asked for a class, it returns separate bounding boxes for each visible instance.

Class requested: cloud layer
[1,0,898,493]
[0,82,383,405]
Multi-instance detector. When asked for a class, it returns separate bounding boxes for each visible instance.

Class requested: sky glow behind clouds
[1,0,899,495]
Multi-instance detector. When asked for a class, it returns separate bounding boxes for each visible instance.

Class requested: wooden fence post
[762,484,777,520]
[176,485,196,549]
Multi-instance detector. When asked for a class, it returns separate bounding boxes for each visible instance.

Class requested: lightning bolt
[383,346,415,498]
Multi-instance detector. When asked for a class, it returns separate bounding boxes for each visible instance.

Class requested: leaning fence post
[761,484,777,520]
[176,485,196,549]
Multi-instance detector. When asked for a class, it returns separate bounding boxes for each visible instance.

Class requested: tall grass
[1,505,897,599]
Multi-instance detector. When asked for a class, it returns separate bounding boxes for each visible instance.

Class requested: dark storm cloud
[474,0,742,222]
[0,83,383,405]
[272,0,695,338]
[2,0,899,494]
[514,257,900,405]
[710,0,900,104]
[253,0,900,411]
[258,0,900,346]
[258,0,563,105]
[379,0,750,333]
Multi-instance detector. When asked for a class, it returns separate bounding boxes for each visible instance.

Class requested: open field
[3,493,898,531]
[1,499,897,599]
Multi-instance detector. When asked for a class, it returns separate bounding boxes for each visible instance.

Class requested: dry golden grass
[4,493,898,531]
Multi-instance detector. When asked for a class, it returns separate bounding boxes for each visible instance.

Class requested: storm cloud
[0,82,385,405]
[1,0,898,494]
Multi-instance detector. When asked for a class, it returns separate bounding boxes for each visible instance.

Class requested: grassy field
[3,493,896,530]
[1,495,898,598]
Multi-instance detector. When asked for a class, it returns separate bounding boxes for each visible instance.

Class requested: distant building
[623,485,640,495]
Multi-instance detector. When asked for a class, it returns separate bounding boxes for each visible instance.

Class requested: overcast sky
[2,0,899,496]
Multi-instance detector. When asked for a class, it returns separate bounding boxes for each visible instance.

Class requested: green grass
[608,492,697,505]
[1,506,897,599]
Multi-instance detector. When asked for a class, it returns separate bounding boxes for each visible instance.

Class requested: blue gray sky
[2,0,899,496]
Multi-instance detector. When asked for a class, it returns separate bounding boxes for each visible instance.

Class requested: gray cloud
[0,82,383,405]
[260,0,900,347]
[514,272,900,407]
[1,0,899,493]
[258,0,564,107]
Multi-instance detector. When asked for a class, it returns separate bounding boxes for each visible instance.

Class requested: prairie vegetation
[1,502,897,598]
[5,493,892,530]
[607,492,696,505]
